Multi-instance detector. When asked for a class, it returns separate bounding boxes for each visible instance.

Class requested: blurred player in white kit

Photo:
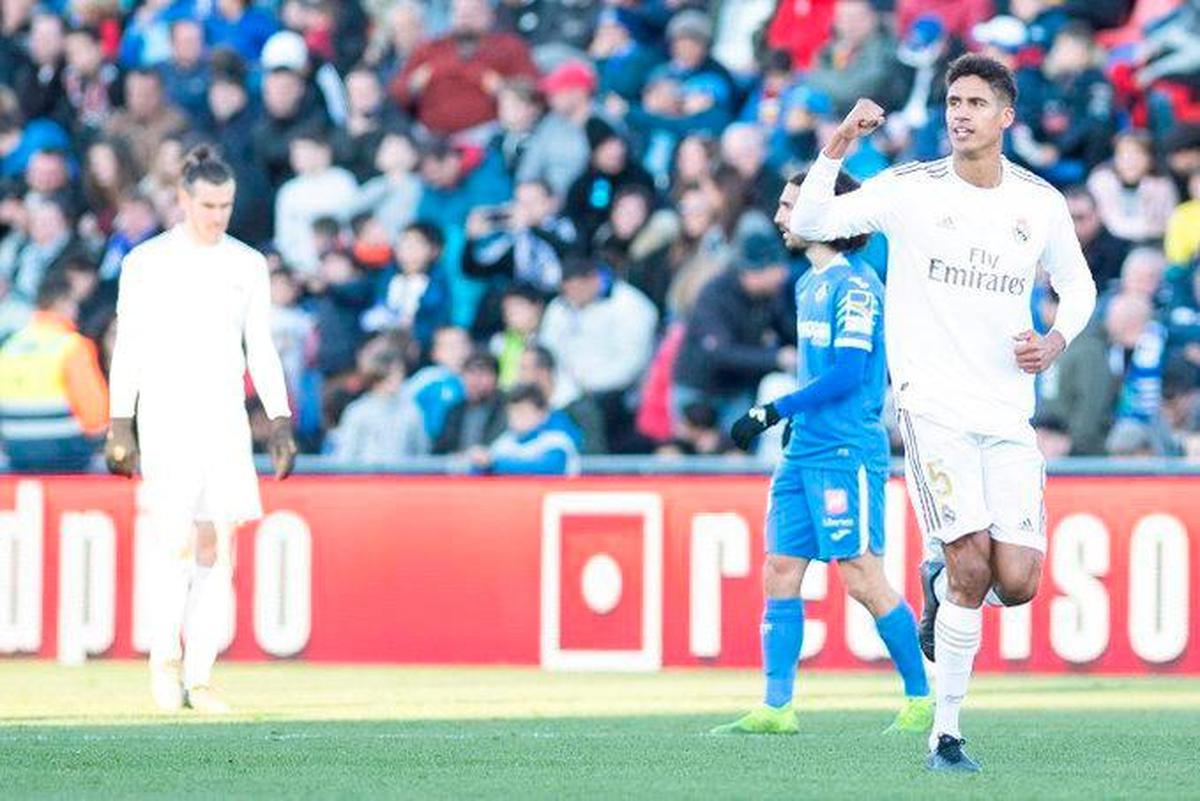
[105,145,297,713]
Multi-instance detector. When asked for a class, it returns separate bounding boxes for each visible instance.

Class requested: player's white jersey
[790,153,1097,442]
[108,226,291,521]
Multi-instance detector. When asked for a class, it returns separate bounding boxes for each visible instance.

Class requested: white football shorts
[897,409,1046,553]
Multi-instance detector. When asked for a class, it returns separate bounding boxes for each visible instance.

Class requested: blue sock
[875,600,929,697]
[762,598,804,708]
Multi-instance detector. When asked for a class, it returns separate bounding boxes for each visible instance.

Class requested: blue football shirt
[783,254,890,473]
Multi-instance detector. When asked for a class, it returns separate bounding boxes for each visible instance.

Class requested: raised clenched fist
[836,98,886,142]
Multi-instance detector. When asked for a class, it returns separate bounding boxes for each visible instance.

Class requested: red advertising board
[0,475,1195,673]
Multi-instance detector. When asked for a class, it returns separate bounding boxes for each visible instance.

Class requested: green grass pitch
[2,660,1199,800]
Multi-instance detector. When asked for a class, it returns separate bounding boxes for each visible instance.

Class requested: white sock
[931,600,982,749]
[183,563,231,689]
[149,555,191,667]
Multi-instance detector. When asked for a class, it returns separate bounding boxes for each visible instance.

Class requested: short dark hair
[36,270,75,310]
[945,53,1017,106]
[506,382,548,410]
[464,349,499,373]
[786,169,869,253]
[403,220,445,253]
[681,400,718,430]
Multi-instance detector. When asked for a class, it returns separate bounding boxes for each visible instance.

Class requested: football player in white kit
[105,146,297,713]
[788,55,1096,771]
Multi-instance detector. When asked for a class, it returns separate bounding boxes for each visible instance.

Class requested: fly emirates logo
[928,247,1027,296]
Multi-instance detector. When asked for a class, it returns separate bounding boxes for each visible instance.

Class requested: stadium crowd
[1,0,1199,472]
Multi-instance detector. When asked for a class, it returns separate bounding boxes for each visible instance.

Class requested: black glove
[781,417,793,449]
[268,416,298,480]
[730,403,782,452]
[105,417,139,477]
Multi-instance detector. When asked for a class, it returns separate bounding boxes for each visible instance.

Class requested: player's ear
[1001,105,1016,129]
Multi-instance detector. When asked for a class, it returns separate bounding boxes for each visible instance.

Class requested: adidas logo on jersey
[936,215,956,230]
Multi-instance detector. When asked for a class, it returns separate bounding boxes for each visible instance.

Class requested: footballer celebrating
[712,172,933,738]
[787,54,1096,771]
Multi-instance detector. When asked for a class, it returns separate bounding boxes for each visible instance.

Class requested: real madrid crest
[1013,217,1030,244]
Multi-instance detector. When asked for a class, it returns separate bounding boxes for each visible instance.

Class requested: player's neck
[806,243,840,272]
[951,149,1004,189]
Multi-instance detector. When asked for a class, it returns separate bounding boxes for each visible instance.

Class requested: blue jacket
[487,419,580,475]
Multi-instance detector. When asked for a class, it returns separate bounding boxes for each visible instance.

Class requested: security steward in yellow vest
[0,271,109,472]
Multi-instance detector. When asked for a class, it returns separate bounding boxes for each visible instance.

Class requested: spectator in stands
[592,184,674,318]
[0,195,83,335]
[658,10,737,119]
[1105,291,1171,454]
[160,18,209,124]
[518,60,596,198]
[565,117,655,246]
[330,345,430,465]
[519,344,605,455]
[1066,184,1130,292]
[12,10,70,129]
[136,134,184,224]
[805,0,902,117]
[407,324,472,441]
[118,0,189,68]
[1087,131,1179,246]
[673,228,797,430]
[434,349,506,454]
[334,66,408,182]
[365,0,426,86]
[1039,314,1115,456]
[1013,21,1115,185]
[81,139,137,240]
[97,191,159,283]
[253,44,331,191]
[489,78,543,178]
[0,271,108,472]
[469,382,579,475]
[274,129,359,274]
[591,8,661,103]
[204,0,279,64]
[490,282,544,388]
[720,122,785,219]
[464,179,577,337]
[539,256,657,451]
[267,265,315,410]
[308,249,373,378]
[1117,246,1168,307]
[62,24,119,141]
[664,183,735,319]
[1165,170,1200,271]
[203,54,272,245]
[103,68,188,175]
[655,400,738,457]
[391,0,538,138]
[353,128,422,239]
[361,221,450,350]
[23,149,79,214]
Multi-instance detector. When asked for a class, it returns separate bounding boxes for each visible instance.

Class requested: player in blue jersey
[711,170,932,736]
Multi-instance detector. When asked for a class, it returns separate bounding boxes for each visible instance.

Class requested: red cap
[539,60,597,95]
